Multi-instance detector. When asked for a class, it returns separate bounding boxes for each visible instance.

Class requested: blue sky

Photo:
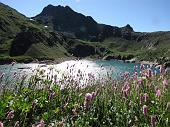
[0,0,170,32]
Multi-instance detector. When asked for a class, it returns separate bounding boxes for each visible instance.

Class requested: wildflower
[134,71,138,76]
[122,82,130,98]
[85,93,92,103]
[32,99,38,109]
[129,100,132,107]
[135,84,139,91]
[140,64,145,70]
[6,110,14,119]
[91,91,97,98]
[134,65,138,71]
[163,79,168,89]
[72,108,77,116]
[156,88,161,97]
[166,118,169,126]
[49,91,56,101]
[11,61,16,66]
[0,121,3,127]
[144,93,149,102]
[138,78,143,85]
[35,120,45,127]
[58,121,65,127]
[147,69,152,78]
[134,75,138,80]
[151,115,157,127]
[160,65,165,74]
[166,102,170,110]
[84,92,96,107]
[14,121,19,127]
[140,93,143,105]
[142,105,148,116]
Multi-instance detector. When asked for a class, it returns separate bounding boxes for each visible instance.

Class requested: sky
[0,0,170,32]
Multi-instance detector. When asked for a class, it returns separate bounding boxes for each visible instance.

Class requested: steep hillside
[0,3,69,60]
[33,5,100,40]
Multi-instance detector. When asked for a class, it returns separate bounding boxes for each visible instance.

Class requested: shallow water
[0,59,160,84]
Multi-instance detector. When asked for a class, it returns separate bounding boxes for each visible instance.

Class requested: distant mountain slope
[0,3,69,58]
[33,5,100,40]
[33,4,170,62]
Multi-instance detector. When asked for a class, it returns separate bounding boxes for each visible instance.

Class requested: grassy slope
[0,3,69,62]
[25,43,68,58]
[99,35,170,63]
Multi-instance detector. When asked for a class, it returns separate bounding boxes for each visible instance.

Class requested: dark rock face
[10,30,41,56]
[34,5,136,41]
[10,29,64,56]
[34,5,99,40]
[69,44,95,57]
[120,24,134,40]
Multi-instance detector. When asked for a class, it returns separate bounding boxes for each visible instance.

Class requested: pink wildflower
[58,121,65,127]
[0,121,3,127]
[84,92,96,107]
[84,93,93,107]
[49,91,56,101]
[14,121,19,127]
[160,65,165,74]
[122,82,130,98]
[35,120,45,127]
[142,105,148,116]
[140,93,143,105]
[163,79,168,89]
[140,64,145,70]
[91,91,97,98]
[6,110,14,119]
[134,72,138,76]
[138,78,143,85]
[156,89,161,97]
[151,115,157,127]
[85,93,92,102]
[144,93,149,102]
[147,69,152,78]
[32,99,38,109]
[72,108,77,116]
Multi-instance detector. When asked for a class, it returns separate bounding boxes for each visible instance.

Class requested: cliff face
[34,5,100,40]
[34,5,136,41]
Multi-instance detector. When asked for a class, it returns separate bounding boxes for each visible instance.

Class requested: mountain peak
[45,4,72,10]
[39,4,74,17]
[34,4,99,39]
[122,24,134,32]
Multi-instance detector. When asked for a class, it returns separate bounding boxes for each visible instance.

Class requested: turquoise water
[0,60,159,82]
[96,60,159,79]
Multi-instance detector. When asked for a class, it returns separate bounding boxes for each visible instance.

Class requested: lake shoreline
[0,56,167,68]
